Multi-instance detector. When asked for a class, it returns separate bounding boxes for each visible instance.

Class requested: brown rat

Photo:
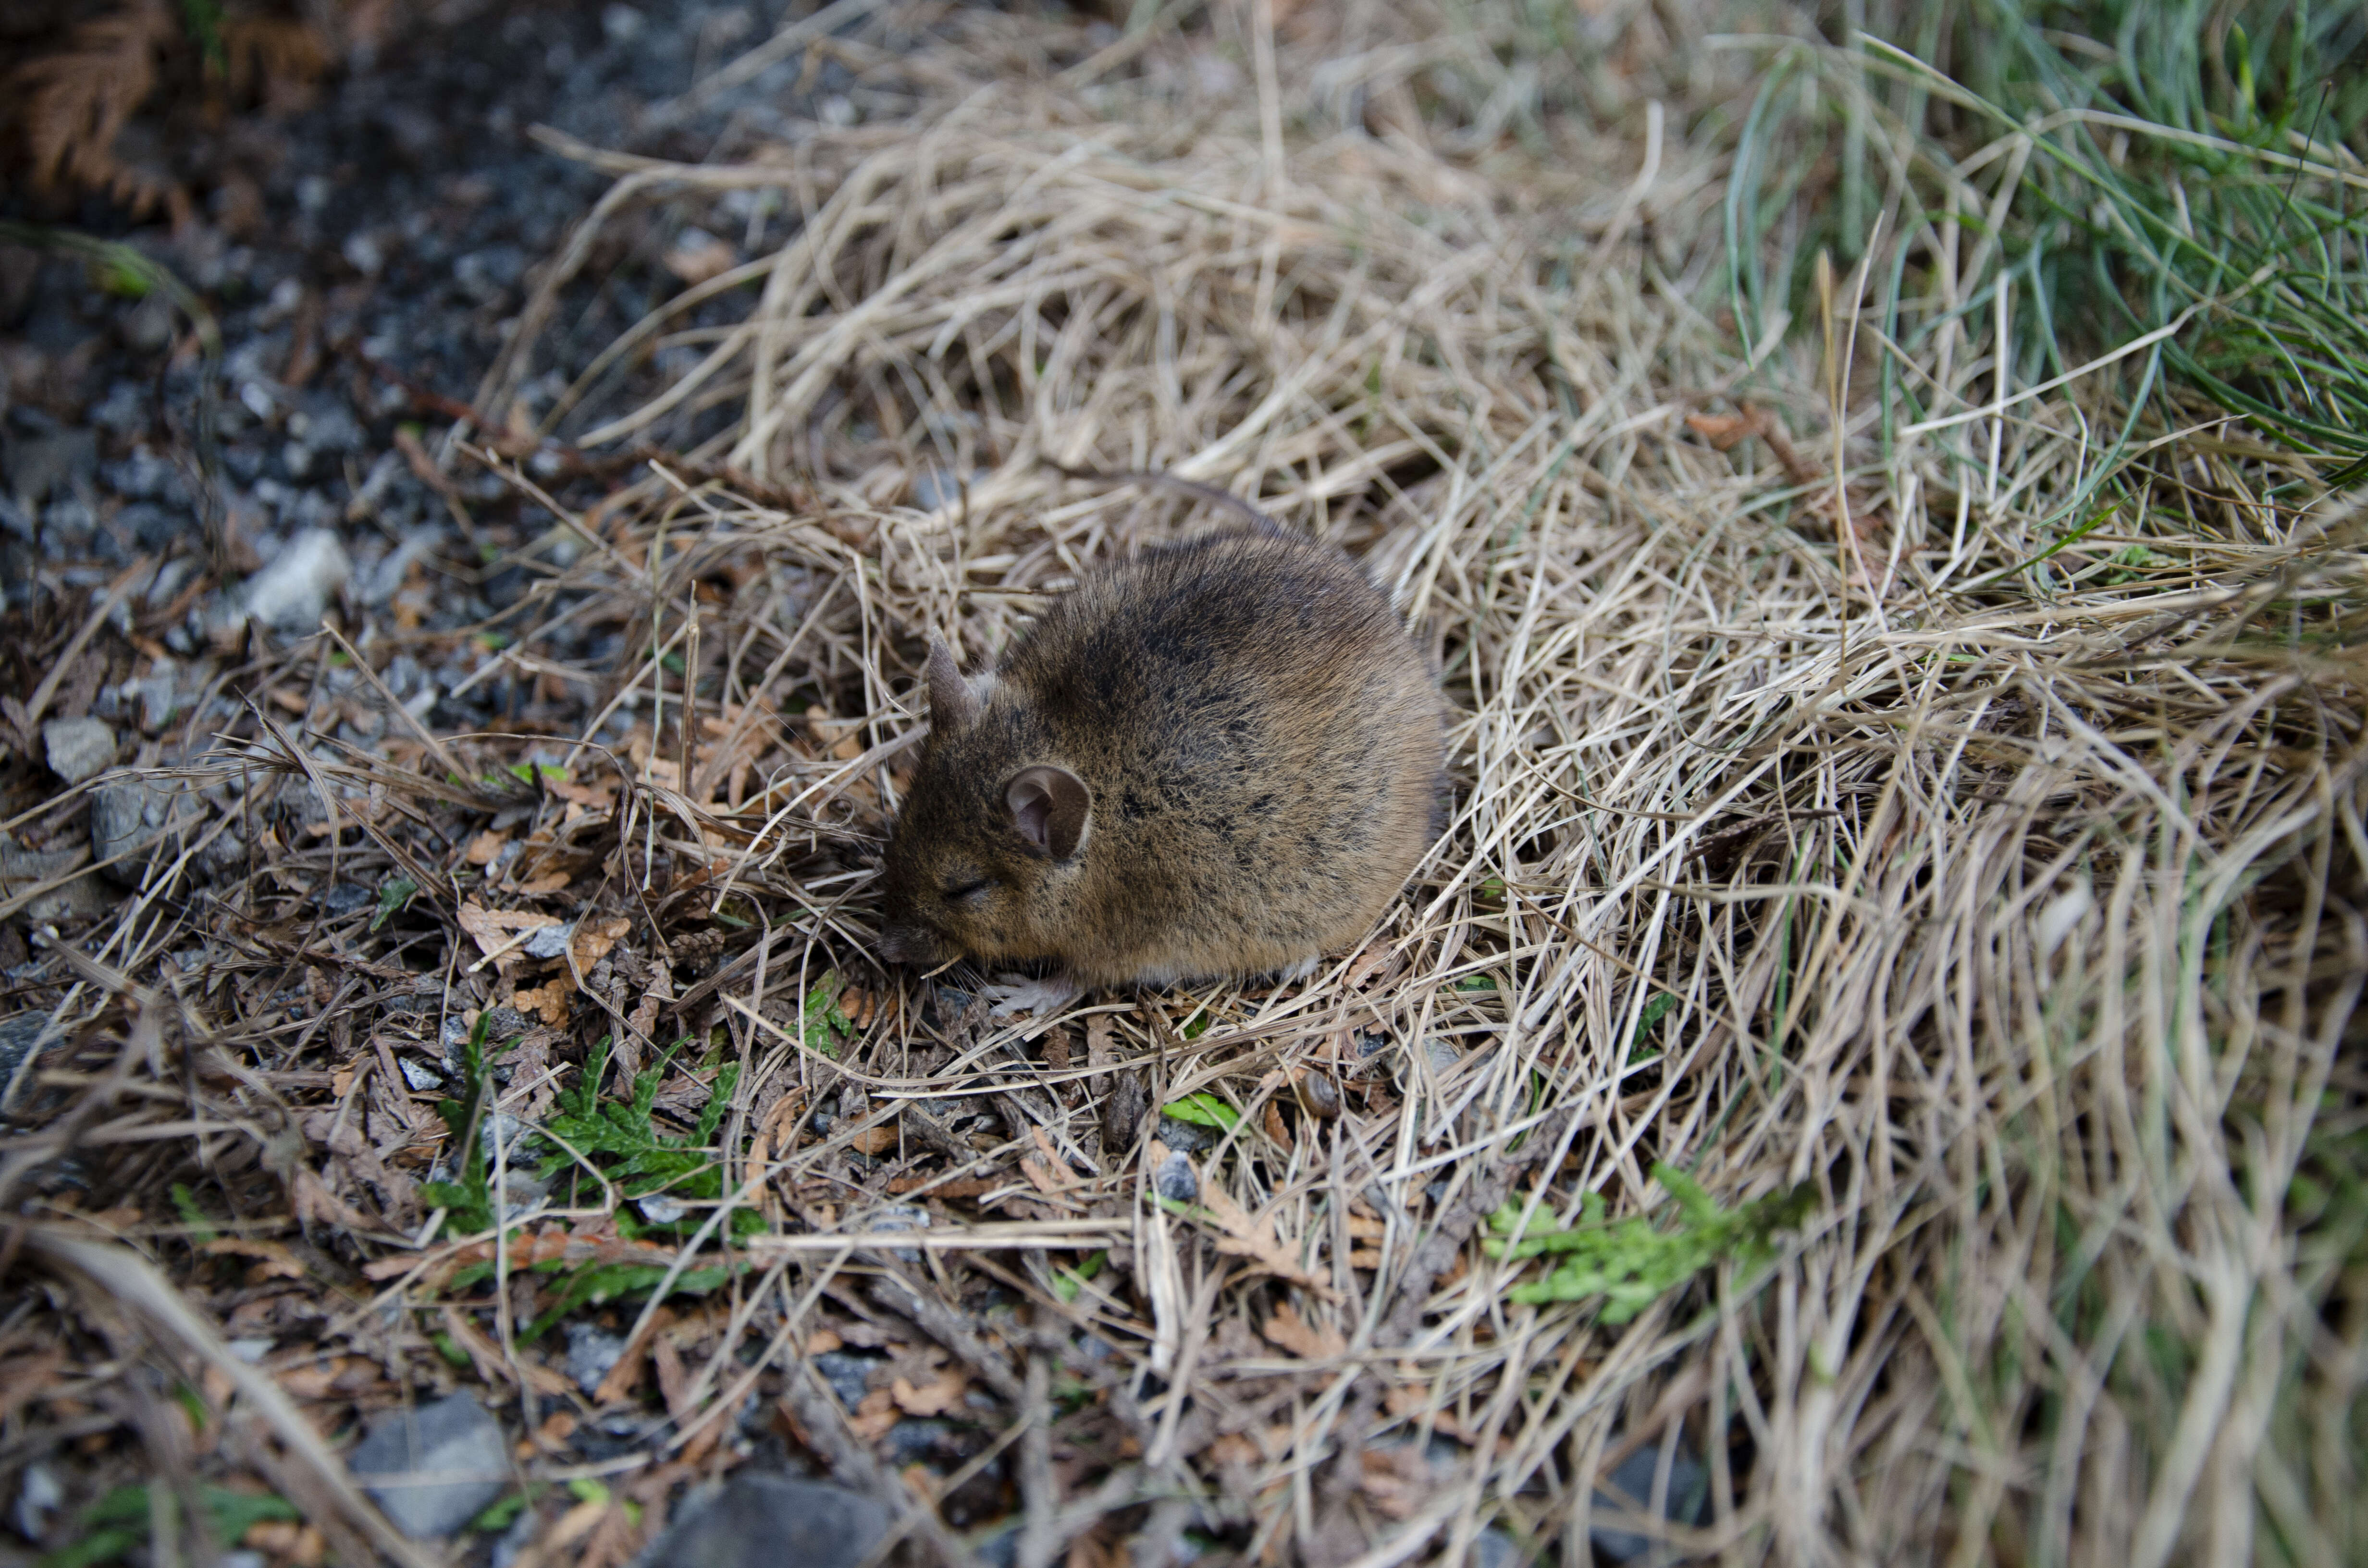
[876,529,1443,995]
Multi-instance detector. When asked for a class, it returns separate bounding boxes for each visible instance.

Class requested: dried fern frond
[9,0,178,219]
[221,15,329,111]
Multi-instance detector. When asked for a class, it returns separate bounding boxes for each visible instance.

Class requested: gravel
[241,527,351,630]
[641,1473,888,1568]
[1589,1433,1710,1561]
[346,1392,508,1539]
[1154,1148,1198,1203]
[89,775,185,885]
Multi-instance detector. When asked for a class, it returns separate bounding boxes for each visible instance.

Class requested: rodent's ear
[1005,765,1091,860]
[926,634,980,733]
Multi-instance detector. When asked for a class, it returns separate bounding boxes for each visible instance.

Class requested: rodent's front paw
[982,972,1080,1021]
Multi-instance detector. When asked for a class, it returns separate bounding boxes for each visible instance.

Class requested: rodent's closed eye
[941,876,993,902]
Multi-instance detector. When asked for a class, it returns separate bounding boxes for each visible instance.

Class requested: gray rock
[12,1458,62,1541]
[43,717,115,786]
[1,427,96,507]
[880,1417,950,1468]
[565,1322,627,1395]
[1590,1435,1709,1562]
[1154,1113,1221,1154]
[810,1349,878,1410]
[241,527,350,630]
[479,1006,534,1045]
[864,1202,927,1262]
[521,921,574,959]
[911,467,986,511]
[1154,1149,1197,1203]
[319,882,376,916]
[641,1473,886,1568]
[1471,1528,1522,1568]
[90,381,148,435]
[0,1014,67,1095]
[90,775,190,886]
[1,844,113,922]
[346,1392,508,1539]
[489,1502,537,1568]
[635,1193,689,1225]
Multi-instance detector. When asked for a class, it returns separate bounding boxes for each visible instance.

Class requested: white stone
[41,716,115,785]
[242,528,351,630]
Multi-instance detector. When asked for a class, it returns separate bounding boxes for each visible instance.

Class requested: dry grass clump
[8,3,2365,1567]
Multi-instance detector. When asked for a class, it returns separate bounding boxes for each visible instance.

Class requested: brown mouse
[876,529,1443,1000]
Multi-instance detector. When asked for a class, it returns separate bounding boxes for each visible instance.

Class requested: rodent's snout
[876,920,950,968]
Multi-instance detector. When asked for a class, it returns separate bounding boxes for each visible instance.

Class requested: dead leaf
[891,1370,966,1417]
[1357,1447,1429,1519]
[654,1335,691,1421]
[464,830,506,866]
[885,1175,995,1197]
[1196,1176,1341,1302]
[663,230,737,284]
[570,915,632,973]
[1262,1101,1293,1151]
[592,1303,680,1406]
[547,774,617,808]
[511,979,572,1028]
[202,1237,303,1279]
[515,870,572,895]
[849,1124,898,1156]
[1205,1432,1263,1469]
[848,1385,899,1440]
[0,1351,65,1427]
[1685,411,1762,450]
[456,900,561,969]
[803,704,864,762]
[1022,1127,1077,1194]
[544,1497,610,1554]
[275,1354,379,1400]
[1260,1300,1347,1361]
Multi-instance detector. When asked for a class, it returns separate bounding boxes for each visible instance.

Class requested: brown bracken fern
[10,0,181,221]
[7,1,337,224]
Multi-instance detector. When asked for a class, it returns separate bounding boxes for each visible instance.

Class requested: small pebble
[636,1193,689,1225]
[522,921,575,959]
[13,1462,62,1541]
[1155,1150,1197,1203]
[811,1349,878,1410]
[41,717,115,786]
[1590,1433,1710,1562]
[318,882,376,916]
[640,1473,886,1568]
[90,775,182,886]
[241,527,351,630]
[565,1321,627,1395]
[1154,1114,1221,1154]
[347,1393,507,1539]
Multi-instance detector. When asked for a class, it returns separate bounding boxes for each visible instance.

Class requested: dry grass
[11,3,2366,1567]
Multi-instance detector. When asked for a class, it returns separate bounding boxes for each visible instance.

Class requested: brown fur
[879,531,1443,989]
